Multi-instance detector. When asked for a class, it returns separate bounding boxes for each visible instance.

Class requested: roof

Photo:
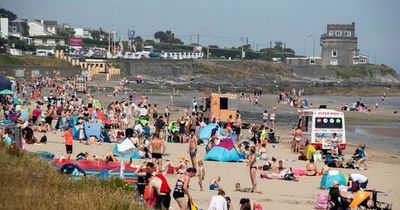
[211,93,237,99]
[35,19,58,26]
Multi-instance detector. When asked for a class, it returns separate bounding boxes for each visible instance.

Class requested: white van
[36,50,48,57]
[297,109,346,150]
[142,46,154,57]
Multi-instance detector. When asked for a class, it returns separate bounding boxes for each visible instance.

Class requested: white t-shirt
[208,195,227,210]
[350,173,368,183]
[138,107,148,116]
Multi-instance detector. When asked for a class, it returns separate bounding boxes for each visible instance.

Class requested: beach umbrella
[320,170,348,189]
[199,123,222,140]
[0,89,14,95]
[204,138,241,162]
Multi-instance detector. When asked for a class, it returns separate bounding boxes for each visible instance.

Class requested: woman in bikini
[173,167,197,210]
[248,146,257,193]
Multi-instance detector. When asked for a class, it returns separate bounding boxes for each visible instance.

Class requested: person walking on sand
[234,113,242,142]
[293,126,303,153]
[188,131,198,168]
[64,125,73,159]
[173,167,197,210]
[248,146,258,193]
[150,133,166,172]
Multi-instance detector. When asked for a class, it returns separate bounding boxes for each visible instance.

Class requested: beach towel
[117,138,135,152]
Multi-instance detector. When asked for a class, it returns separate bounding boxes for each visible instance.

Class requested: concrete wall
[0,65,82,79]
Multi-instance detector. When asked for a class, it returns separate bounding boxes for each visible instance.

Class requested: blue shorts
[209,183,218,190]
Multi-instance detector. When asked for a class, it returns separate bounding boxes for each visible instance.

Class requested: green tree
[274,41,283,50]
[154,31,166,43]
[57,27,75,38]
[0,7,17,20]
[135,36,143,43]
[154,30,183,44]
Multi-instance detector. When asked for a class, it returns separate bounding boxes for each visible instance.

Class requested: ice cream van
[297,109,346,151]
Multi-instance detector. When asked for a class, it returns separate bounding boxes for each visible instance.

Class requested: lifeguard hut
[209,93,238,122]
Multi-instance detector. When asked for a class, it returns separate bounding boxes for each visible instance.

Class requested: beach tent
[60,163,87,177]
[204,138,241,162]
[112,139,142,159]
[0,76,12,91]
[72,125,82,140]
[84,122,103,139]
[0,89,14,95]
[199,123,222,140]
[320,170,348,189]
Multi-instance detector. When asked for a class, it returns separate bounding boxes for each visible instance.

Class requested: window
[315,117,343,129]
[220,97,228,110]
[12,26,17,32]
[42,38,47,44]
[331,59,338,66]
[55,39,60,45]
[328,31,334,36]
[331,49,337,57]
[344,31,352,37]
[310,59,316,65]
[335,31,342,36]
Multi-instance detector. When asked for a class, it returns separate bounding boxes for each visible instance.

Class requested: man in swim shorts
[150,133,166,172]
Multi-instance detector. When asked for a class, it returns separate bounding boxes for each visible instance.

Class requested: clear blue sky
[2,0,400,72]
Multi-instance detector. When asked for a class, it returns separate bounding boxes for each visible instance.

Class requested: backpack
[40,135,47,143]
[155,174,171,194]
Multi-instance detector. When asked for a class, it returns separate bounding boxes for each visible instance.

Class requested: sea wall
[0,65,83,79]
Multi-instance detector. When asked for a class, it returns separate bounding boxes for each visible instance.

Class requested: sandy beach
[23,89,400,209]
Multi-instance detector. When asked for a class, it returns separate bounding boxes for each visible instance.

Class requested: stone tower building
[320,22,358,66]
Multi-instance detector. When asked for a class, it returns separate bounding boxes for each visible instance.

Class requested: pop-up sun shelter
[199,123,222,140]
[320,170,348,189]
[204,138,241,162]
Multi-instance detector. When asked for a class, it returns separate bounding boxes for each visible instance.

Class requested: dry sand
[24,91,400,209]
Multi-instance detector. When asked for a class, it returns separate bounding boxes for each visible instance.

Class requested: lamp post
[304,34,313,57]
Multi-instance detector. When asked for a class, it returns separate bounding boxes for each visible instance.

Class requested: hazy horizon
[2,0,399,72]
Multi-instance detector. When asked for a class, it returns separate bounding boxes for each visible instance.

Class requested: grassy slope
[0,143,143,210]
[0,55,70,67]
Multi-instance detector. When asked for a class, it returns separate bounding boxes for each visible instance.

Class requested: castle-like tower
[320,22,357,66]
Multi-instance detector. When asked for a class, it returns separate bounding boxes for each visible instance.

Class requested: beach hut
[209,93,238,122]
[204,138,241,162]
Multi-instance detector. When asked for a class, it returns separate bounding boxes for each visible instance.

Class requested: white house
[0,18,9,38]
[31,36,66,46]
[27,19,57,36]
[73,27,92,39]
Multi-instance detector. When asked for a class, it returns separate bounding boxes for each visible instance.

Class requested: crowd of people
[0,76,382,210]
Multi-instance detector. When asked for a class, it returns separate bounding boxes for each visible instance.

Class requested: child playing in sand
[209,176,221,190]
[235,183,252,193]
[198,160,205,191]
